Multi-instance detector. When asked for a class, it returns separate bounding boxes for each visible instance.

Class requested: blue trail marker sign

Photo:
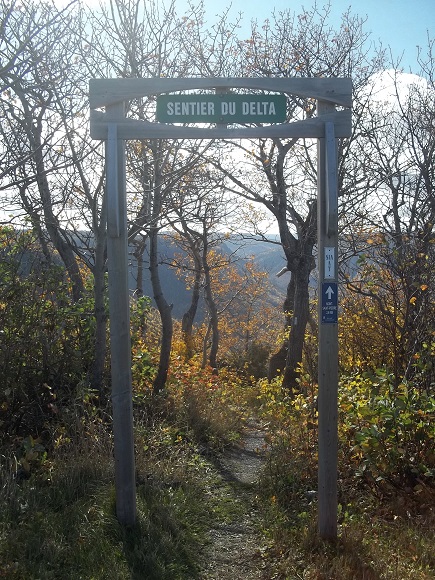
[321,282,338,324]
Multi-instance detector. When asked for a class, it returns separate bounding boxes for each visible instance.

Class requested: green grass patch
[0,425,219,579]
[256,378,435,579]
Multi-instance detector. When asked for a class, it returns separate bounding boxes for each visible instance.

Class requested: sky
[74,0,434,74]
[199,0,434,74]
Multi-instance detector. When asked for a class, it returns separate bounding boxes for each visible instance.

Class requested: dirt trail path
[200,420,270,579]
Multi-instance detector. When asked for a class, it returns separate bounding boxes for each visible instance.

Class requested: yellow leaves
[409,284,428,305]
[409,283,427,305]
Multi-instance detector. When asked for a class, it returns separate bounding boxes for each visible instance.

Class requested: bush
[339,369,435,490]
[0,228,95,437]
[224,341,271,380]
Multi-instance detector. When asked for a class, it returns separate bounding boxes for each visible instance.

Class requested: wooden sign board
[156,93,287,124]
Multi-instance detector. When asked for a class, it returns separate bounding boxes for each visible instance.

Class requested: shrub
[339,369,435,490]
[0,228,96,437]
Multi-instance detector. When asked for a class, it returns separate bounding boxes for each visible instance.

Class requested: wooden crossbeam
[89,77,352,109]
[90,108,352,140]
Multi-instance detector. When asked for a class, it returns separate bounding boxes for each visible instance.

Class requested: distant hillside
[128,235,288,319]
[9,230,300,319]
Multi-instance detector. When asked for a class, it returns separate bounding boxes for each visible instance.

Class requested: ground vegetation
[1,0,435,577]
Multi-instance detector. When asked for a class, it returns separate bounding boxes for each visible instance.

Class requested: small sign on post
[324,246,335,279]
[321,282,338,324]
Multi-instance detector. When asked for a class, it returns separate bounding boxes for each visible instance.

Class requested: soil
[199,420,271,579]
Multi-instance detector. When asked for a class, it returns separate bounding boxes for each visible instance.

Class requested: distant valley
[128,235,289,319]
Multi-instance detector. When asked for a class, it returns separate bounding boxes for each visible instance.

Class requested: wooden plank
[106,123,120,238]
[317,101,339,540]
[325,121,338,237]
[89,77,352,109]
[90,109,352,140]
[105,103,137,526]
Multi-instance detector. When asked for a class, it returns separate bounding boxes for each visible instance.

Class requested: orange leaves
[410,284,429,304]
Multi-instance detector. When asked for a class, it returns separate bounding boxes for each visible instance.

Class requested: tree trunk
[133,236,147,296]
[149,227,173,393]
[208,311,219,371]
[202,320,212,369]
[18,184,52,264]
[181,267,201,359]
[203,261,219,371]
[32,121,84,302]
[268,275,295,381]
[91,226,108,397]
[282,257,312,391]
[274,196,316,391]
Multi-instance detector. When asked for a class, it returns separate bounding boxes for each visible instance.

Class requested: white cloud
[365,69,430,105]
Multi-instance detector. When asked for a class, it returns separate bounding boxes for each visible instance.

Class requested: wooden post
[89,76,352,532]
[317,100,339,539]
[106,103,136,526]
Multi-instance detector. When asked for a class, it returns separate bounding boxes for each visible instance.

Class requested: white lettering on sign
[166,101,216,116]
[220,102,236,115]
[242,101,277,116]
[165,100,280,118]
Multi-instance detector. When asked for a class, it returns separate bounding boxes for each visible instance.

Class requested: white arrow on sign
[325,285,335,300]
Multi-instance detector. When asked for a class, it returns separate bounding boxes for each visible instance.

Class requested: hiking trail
[200,420,271,579]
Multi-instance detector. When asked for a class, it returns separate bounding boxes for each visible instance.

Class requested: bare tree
[0,0,77,91]
[181,3,386,389]
[342,59,435,388]
[0,1,113,393]
[84,0,228,391]
[0,1,85,300]
[167,167,239,370]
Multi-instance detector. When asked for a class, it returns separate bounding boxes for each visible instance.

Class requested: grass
[0,376,250,580]
[1,374,434,579]
[259,501,435,579]
[1,455,122,578]
[0,440,217,579]
[255,382,435,580]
